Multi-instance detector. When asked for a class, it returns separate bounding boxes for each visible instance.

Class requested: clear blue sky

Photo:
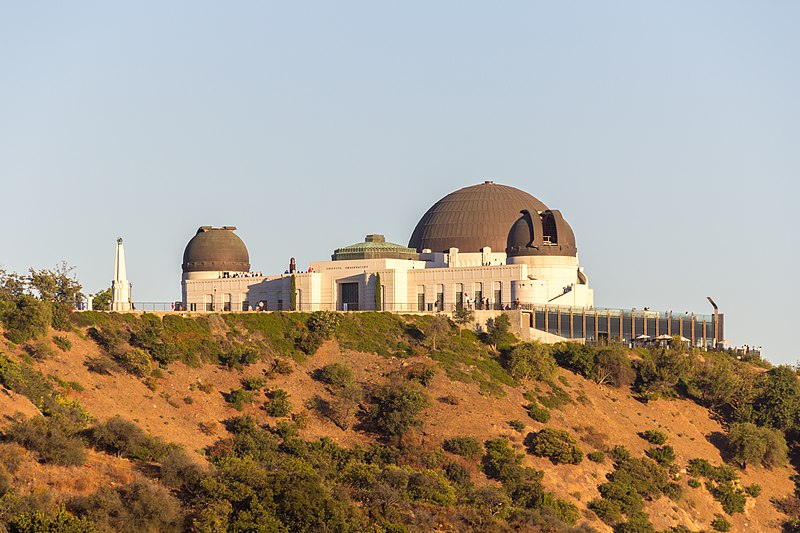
[1,2,797,363]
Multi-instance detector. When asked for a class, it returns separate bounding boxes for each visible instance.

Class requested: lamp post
[706,296,719,350]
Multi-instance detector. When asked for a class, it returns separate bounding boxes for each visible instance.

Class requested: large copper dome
[408,181,548,253]
[182,226,250,273]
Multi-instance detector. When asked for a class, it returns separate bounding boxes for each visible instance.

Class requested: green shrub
[241,376,268,391]
[507,342,556,381]
[588,451,606,463]
[2,294,52,344]
[6,416,87,466]
[745,484,762,498]
[89,416,175,461]
[536,381,572,410]
[314,363,353,388]
[8,506,96,533]
[366,382,430,438]
[226,388,256,411]
[688,478,701,488]
[727,422,788,469]
[408,365,436,387]
[638,429,667,445]
[615,511,655,533]
[592,345,635,387]
[482,438,524,484]
[708,482,747,515]
[25,339,56,360]
[526,402,551,423]
[645,445,675,466]
[264,389,292,417]
[610,445,631,463]
[442,437,482,459]
[711,515,732,532]
[588,497,622,524]
[509,419,525,432]
[53,335,72,351]
[406,469,456,505]
[524,428,583,465]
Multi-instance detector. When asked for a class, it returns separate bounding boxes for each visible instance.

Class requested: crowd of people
[220,271,263,279]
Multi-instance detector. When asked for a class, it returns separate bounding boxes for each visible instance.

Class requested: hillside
[0,309,798,532]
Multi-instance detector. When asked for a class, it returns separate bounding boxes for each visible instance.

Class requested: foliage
[745,484,762,497]
[726,422,787,469]
[425,316,451,351]
[707,482,747,515]
[366,382,430,439]
[314,363,353,389]
[241,376,268,391]
[53,336,72,352]
[644,445,675,467]
[484,314,515,349]
[524,429,583,465]
[525,401,551,423]
[635,348,694,400]
[442,437,482,460]
[374,273,382,310]
[751,366,800,432]
[1,294,52,344]
[452,306,473,331]
[264,389,292,417]
[509,420,525,433]
[588,451,606,463]
[7,506,97,533]
[5,416,87,466]
[89,416,176,461]
[226,388,256,411]
[638,430,667,445]
[506,342,556,381]
[67,479,182,532]
[710,515,732,532]
[91,288,112,311]
[592,345,635,387]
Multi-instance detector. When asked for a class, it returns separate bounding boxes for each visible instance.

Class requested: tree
[524,429,583,465]
[425,316,451,351]
[507,342,556,381]
[1,293,52,343]
[486,314,515,349]
[367,382,430,439]
[452,306,474,336]
[726,423,788,469]
[28,261,83,304]
[753,366,800,432]
[92,288,112,311]
[374,273,382,310]
[289,275,297,311]
[592,345,635,387]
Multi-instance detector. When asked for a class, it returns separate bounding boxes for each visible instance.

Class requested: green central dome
[332,234,419,261]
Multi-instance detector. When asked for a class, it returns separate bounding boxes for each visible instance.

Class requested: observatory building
[182,181,592,315]
[180,181,722,347]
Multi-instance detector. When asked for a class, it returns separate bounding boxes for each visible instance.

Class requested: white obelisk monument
[111,237,131,311]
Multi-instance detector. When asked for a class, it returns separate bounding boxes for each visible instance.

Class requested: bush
[688,478,701,488]
[8,506,96,533]
[264,389,292,417]
[727,422,788,469]
[592,345,635,387]
[709,482,747,515]
[482,438,524,484]
[89,416,175,461]
[53,335,72,352]
[711,515,732,532]
[5,416,87,466]
[408,365,436,387]
[1,294,52,344]
[745,484,762,497]
[507,342,556,381]
[509,420,525,432]
[366,382,430,438]
[588,497,622,525]
[25,339,56,360]
[241,376,268,391]
[526,402,551,423]
[588,451,606,463]
[524,429,583,465]
[314,363,353,389]
[645,445,675,466]
[442,437,482,459]
[226,388,256,411]
[638,430,667,445]
[406,469,456,505]
[615,511,655,533]
[610,445,631,464]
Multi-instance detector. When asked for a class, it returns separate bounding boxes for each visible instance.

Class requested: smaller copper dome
[506,210,577,257]
[182,226,250,273]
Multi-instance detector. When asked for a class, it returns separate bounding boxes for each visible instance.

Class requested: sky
[0,2,797,363]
